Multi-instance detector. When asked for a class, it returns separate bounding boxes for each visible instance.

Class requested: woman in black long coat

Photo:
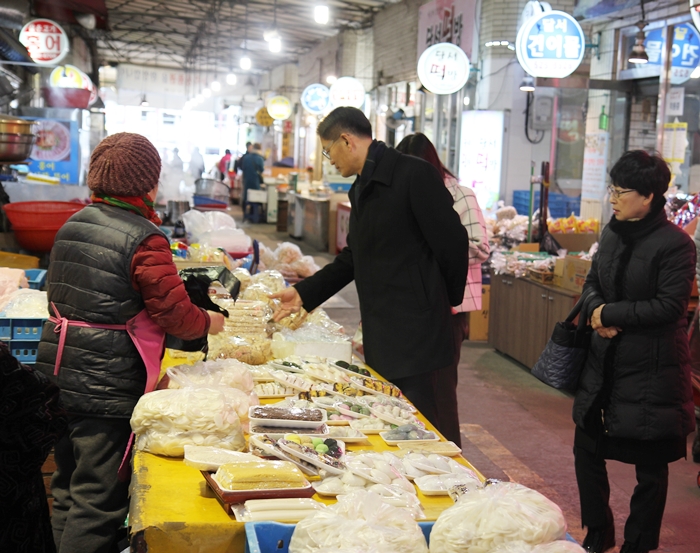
[573,151,696,553]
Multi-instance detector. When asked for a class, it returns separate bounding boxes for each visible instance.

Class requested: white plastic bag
[429,482,567,553]
[290,489,428,553]
[130,388,246,456]
[166,358,255,394]
[2,289,49,317]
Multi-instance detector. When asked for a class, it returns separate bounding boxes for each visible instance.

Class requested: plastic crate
[9,340,40,364]
[0,318,11,340]
[512,191,580,218]
[244,521,434,553]
[25,268,47,290]
[10,317,46,340]
[193,194,228,208]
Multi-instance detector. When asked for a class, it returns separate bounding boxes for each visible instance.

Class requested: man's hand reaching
[269,287,303,322]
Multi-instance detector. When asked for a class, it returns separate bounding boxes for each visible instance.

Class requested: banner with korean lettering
[581,131,609,200]
[516,11,585,78]
[418,0,476,60]
[644,24,700,85]
[26,118,80,184]
[116,64,194,95]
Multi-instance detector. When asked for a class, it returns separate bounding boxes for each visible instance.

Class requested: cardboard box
[468,285,490,341]
[515,242,540,252]
[560,255,592,293]
[551,233,598,254]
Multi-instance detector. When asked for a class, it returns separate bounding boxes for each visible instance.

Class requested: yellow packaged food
[214,460,307,490]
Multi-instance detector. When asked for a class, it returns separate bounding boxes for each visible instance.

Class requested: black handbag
[531,291,592,392]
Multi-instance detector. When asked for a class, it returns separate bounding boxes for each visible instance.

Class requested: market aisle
[238,213,700,553]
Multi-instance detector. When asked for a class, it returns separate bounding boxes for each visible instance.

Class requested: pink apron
[49,302,166,480]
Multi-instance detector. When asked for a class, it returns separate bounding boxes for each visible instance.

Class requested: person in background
[396,132,490,447]
[188,146,205,179]
[170,147,183,170]
[572,150,695,553]
[270,107,469,428]
[35,133,226,553]
[234,141,253,174]
[1,342,67,553]
[241,143,265,222]
[218,149,232,181]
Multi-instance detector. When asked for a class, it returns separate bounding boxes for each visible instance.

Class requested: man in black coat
[272,107,469,429]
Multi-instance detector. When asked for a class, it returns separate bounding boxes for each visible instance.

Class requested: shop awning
[33,0,109,30]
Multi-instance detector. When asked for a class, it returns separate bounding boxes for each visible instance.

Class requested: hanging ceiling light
[519,76,535,92]
[226,72,237,85]
[140,94,149,106]
[326,75,337,84]
[240,56,252,70]
[628,21,649,64]
[314,5,329,25]
[269,36,282,53]
[211,79,221,92]
[628,0,648,64]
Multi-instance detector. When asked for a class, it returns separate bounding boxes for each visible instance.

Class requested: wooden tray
[201,471,315,514]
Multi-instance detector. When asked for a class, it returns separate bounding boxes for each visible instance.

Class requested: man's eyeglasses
[607,185,636,199]
[322,137,341,160]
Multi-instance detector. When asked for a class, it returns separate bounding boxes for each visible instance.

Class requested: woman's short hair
[317,107,372,140]
[609,150,670,206]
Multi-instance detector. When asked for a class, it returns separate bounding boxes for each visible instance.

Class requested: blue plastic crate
[512,191,580,218]
[11,317,46,340]
[0,319,11,340]
[244,521,434,553]
[25,269,47,290]
[9,340,40,364]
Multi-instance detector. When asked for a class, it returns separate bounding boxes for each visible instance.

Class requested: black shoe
[619,541,649,553]
[582,524,615,553]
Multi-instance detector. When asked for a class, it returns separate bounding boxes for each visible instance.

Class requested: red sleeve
[131,234,211,340]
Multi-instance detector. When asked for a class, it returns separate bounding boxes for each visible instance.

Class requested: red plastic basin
[3,201,86,252]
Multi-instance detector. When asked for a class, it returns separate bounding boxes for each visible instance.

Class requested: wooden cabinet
[488,271,579,369]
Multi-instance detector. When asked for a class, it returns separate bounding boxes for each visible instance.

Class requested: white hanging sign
[329,77,366,109]
[266,95,292,120]
[516,10,585,78]
[19,19,70,66]
[301,83,331,114]
[417,42,470,95]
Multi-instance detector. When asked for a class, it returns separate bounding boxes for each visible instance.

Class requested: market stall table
[129,387,482,553]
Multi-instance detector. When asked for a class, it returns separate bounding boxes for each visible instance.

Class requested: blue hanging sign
[300,83,331,115]
[644,23,700,84]
[516,10,585,78]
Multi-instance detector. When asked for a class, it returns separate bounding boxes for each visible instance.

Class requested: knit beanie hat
[88,132,161,197]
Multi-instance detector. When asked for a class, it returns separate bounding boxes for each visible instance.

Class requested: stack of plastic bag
[130,387,247,456]
[429,482,567,553]
[258,242,320,279]
[289,489,428,553]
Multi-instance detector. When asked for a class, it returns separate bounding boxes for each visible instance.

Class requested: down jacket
[572,206,696,441]
[35,204,209,418]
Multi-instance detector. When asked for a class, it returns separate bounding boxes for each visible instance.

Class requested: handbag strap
[565,289,592,330]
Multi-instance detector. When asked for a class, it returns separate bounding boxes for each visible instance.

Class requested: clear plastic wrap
[240,282,275,305]
[211,298,272,338]
[214,459,308,490]
[259,242,278,269]
[2,289,49,317]
[429,482,567,553]
[232,268,252,292]
[305,308,345,335]
[291,255,320,278]
[277,322,349,344]
[208,334,272,365]
[183,210,237,243]
[130,387,246,456]
[166,358,255,394]
[251,269,287,293]
[183,445,258,471]
[274,242,303,265]
[289,489,428,553]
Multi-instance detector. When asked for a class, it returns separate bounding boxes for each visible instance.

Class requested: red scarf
[91,193,162,226]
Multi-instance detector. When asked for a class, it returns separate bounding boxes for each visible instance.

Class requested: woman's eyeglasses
[607,185,636,199]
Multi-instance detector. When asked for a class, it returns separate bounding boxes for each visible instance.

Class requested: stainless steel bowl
[0,132,36,162]
[0,114,36,135]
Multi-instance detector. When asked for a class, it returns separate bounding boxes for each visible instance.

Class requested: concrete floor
[233,206,700,553]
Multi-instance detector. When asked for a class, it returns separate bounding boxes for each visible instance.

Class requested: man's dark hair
[317,107,372,140]
[609,150,670,208]
[246,142,252,148]
[225,149,231,154]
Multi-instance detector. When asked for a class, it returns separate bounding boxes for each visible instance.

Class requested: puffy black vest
[35,204,164,418]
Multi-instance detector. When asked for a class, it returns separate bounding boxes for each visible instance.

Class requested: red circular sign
[19,19,70,66]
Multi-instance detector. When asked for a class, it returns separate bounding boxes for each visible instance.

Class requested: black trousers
[51,415,133,553]
[392,372,439,431]
[574,444,669,551]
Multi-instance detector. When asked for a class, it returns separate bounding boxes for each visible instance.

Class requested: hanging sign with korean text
[417,42,470,95]
[19,19,70,66]
[301,83,331,115]
[417,0,476,60]
[266,95,292,120]
[329,77,366,109]
[516,11,585,78]
[644,24,700,85]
